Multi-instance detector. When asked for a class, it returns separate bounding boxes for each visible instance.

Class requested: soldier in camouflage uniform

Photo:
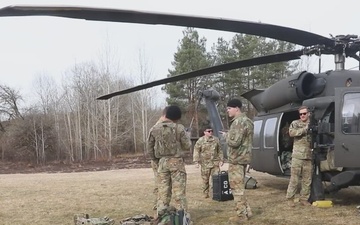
[147,105,192,217]
[221,99,254,223]
[193,126,224,198]
[150,106,171,210]
[286,106,312,207]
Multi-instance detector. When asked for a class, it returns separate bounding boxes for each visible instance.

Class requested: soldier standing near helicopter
[193,126,224,198]
[286,106,312,206]
[150,106,170,210]
[221,98,254,223]
[147,105,192,217]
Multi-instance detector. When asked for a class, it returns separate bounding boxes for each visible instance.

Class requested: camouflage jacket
[193,136,223,168]
[74,214,114,225]
[147,120,191,160]
[289,119,312,160]
[225,113,253,165]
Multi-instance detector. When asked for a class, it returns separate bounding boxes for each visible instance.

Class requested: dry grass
[0,164,360,225]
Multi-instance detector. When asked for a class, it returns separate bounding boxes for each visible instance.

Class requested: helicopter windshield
[341,93,360,133]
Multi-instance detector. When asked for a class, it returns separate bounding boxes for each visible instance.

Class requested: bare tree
[130,49,162,154]
[0,84,23,120]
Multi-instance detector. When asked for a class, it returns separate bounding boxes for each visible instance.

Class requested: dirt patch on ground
[0,156,150,174]
[0,153,194,174]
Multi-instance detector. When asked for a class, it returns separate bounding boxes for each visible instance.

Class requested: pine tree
[164,28,212,136]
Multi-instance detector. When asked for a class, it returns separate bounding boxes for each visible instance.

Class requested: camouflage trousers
[286,158,313,201]
[228,163,251,218]
[157,157,187,215]
[151,160,172,208]
[200,163,220,196]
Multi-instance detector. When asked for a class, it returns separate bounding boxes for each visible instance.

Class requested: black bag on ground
[212,171,234,201]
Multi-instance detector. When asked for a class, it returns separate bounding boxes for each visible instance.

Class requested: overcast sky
[1,0,360,103]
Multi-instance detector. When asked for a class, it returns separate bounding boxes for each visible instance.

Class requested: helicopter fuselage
[244,70,360,196]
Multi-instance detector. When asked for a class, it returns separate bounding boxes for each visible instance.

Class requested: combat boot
[300,200,311,206]
[246,206,253,218]
[228,215,248,224]
[286,198,295,207]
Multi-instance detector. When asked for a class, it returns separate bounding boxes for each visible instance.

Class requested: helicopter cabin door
[251,113,283,175]
[334,87,360,167]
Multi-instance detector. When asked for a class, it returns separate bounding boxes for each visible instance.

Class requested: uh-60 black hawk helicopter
[1,5,360,203]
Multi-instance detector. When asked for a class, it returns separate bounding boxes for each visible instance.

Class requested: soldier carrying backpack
[147,106,192,221]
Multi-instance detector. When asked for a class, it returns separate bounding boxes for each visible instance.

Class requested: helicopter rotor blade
[0,5,334,47]
[97,50,303,100]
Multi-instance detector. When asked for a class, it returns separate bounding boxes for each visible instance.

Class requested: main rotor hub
[332,34,360,57]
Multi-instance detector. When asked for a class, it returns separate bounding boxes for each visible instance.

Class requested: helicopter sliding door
[251,113,283,175]
[334,87,360,167]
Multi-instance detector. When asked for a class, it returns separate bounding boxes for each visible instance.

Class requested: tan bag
[320,150,343,172]
[74,214,114,225]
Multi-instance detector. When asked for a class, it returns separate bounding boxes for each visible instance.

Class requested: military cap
[227,98,242,108]
[165,105,182,121]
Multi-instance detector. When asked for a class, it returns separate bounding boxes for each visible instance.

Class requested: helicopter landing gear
[309,160,325,203]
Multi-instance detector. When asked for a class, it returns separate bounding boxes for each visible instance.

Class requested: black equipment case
[212,171,234,201]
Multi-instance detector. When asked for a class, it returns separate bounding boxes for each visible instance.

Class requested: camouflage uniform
[151,159,160,209]
[74,214,114,225]
[148,120,192,215]
[225,113,253,218]
[286,119,313,201]
[150,118,171,209]
[193,135,224,197]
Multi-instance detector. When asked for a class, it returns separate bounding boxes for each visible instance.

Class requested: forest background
[0,28,304,165]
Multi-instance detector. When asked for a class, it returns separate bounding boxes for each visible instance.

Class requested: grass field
[0,164,360,225]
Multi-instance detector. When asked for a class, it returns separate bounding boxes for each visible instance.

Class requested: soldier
[147,105,192,217]
[150,106,170,210]
[285,106,312,207]
[193,126,224,198]
[221,98,254,223]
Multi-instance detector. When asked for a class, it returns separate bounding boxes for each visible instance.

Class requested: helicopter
[1,5,360,202]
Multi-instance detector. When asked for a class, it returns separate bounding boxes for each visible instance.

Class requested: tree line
[166,28,297,137]
[0,28,298,164]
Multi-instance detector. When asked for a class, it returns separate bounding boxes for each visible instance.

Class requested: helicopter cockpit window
[264,118,277,148]
[341,93,360,134]
[253,120,262,149]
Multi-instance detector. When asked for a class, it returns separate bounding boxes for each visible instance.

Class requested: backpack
[156,207,192,225]
[74,214,114,225]
[156,123,179,157]
[120,214,155,225]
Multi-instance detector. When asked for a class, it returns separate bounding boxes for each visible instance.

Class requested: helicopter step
[323,169,360,193]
